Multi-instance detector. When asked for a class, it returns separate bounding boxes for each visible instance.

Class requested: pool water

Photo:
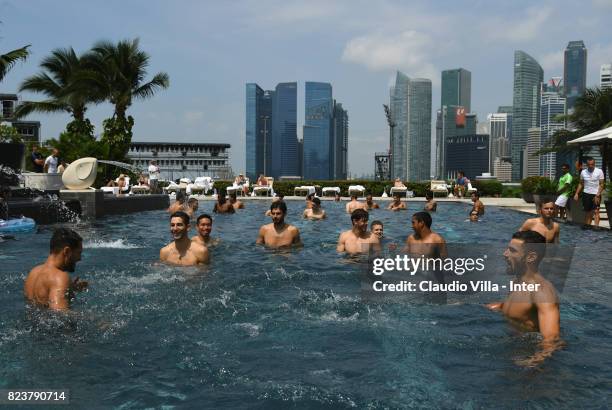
[0,200,610,409]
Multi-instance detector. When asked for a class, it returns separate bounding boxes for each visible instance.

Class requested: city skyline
[2,1,612,177]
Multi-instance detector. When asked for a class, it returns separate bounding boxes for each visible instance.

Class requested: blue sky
[2,0,612,176]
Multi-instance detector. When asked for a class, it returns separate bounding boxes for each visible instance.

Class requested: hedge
[471,180,503,196]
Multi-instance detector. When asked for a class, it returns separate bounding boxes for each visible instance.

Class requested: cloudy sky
[2,0,611,176]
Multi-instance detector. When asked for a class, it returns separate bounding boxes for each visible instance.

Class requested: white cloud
[539,50,564,73]
[341,30,438,80]
[482,6,553,43]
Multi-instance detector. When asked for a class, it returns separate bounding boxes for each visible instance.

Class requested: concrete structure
[601,64,612,90]
[488,113,512,177]
[526,127,542,177]
[128,142,231,181]
[374,152,390,181]
[0,93,41,144]
[390,71,432,181]
[512,51,543,181]
[564,41,587,109]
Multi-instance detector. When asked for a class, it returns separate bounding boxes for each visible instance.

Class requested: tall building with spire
[512,50,543,181]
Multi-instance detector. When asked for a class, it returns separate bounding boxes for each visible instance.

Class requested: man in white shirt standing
[44,149,60,173]
[573,157,605,226]
[148,160,160,193]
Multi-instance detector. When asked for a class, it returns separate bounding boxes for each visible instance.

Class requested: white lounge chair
[163,181,181,194]
[430,180,449,197]
[322,187,341,197]
[390,186,408,197]
[348,185,365,197]
[189,176,214,195]
[294,186,316,197]
[467,182,477,194]
[228,177,249,197]
[253,177,274,196]
[101,176,130,195]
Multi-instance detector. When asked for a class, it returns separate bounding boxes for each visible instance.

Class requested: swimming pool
[1,201,610,408]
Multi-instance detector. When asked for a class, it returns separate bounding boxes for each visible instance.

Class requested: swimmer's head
[412,211,432,232]
[351,208,369,233]
[170,211,190,240]
[351,194,357,200]
[469,210,479,222]
[270,200,287,224]
[196,213,213,238]
[366,194,373,202]
[371,220,383,239]
[229,193,237,203]
[176,192,186,204]
[187,197,199,210]
[504,230,546,275]
[540,201,555,219]
[49,228,82,272]
[312,197,321,209]
[471,191,480,201]
[425,191,433,200]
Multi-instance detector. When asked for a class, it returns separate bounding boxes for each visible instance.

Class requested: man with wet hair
[471,191,485,215]
[365,194,380,210]
[24,228,87,310]
[486,230,561,367]
[519,201,560,243]
[303,197,326,219]
[387,194,406,211]
[337,209,381,254]
[469,210,479,222]
[265,194,284,216]
[256,201,302,248]
[403,211,447,257]
[168,191,187,214]
[184,197,199,218]
[424,191,437,212]
[160,211,209,265]
[346,194,366,214]
[192,213,217,247]
[213,191,235,214]
[370,220,384,239]
[229,193,245,210]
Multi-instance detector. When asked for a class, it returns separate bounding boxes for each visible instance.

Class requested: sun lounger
[322,187,341,197]
[430,180,449,197]
[189,176,214,195]
[253,176,274,196]
[467,182,477,194]
[348,185,365,197]
[163,181,182,194]
[390,186,408,197]
[294,186,316,197]
[101,176,130,195]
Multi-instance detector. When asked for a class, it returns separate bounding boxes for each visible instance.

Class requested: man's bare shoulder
[287,224,300,234]
[431,232,446,243]
[533,277,558,304]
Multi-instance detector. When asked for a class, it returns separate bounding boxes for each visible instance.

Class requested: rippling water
[0,200,610,409]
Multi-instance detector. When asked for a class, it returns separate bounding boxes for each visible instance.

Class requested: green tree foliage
[0,124,22,143]
[0,45,30,83]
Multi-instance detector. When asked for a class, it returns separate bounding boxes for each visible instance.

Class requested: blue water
[0,200,611,409]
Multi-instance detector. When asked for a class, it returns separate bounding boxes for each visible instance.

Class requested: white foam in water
[84,239,141,249]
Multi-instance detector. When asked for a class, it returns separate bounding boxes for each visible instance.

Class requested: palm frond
[0,45,30,81]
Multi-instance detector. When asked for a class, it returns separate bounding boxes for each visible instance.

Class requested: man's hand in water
[71,276,88,292]
[485,302,503,311]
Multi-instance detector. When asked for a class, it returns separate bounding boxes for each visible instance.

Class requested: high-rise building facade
[601,64,612,90]
[488,113,512,175]
[512,50,543,181]
[563,41,587,109]
[526,127,542,177]
[303,82,333,180]
[332,101,349,180]
[245,84,274,180]
[436,108,477,179]
[271,82,299,178]
[540,80,566,179]
[445,134,490,180]
[441,68,471,112]
[390,72,432,181]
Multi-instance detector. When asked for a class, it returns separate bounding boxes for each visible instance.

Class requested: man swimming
[160,211,209,265]
[337,209,381,255]
[213,192,235,214]
[519,201,560,243]
[305,193,315,210]
[469,210,479,222]
[24,228,87,311]
[424,191,437,212]
[184,197,199,218]
[256,201,302,248]
[371,220,384,240]
[486,231,561,367]
[191,213,218,246]
[365,194,380,210]
[387,194,406,211]
[471,192,485,215]
[265,194,284,216]
[167,191,186,214]
[229,193,245,210]
[403,211,447,257]
[346,194,366,214]
[303,197,326,219]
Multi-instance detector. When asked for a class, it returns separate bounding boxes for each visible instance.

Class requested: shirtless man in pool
[256,201,302,248]
[24,228,88,311]
[403,211,447,258]
[191,213,218,247]
[519,201,560,243]
[160,211,209,265]
[486,231,561,367]
[337,209,381,255]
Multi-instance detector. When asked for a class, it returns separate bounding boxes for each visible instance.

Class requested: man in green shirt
[554,163,572,219]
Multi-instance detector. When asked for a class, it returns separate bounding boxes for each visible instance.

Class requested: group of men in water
[24,190,566,367]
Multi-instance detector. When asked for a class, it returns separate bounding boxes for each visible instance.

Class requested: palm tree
[13,47,102,130]
[0,45,30,83]
[84,38,169,120]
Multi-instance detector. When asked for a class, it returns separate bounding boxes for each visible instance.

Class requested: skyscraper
[436,108,477,178]
[540,79,566,179]
[271,82,298,178]
[441,68,471,112]
[333,101,349,180]
[601,64,612,90]
[488,112,512,176]
[303,82,333,180]
[390,71,431,181]
[563,41,587,109]
[512,50,543,181]
[245,84,274,180]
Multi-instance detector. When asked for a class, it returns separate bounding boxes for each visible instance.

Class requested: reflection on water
[0,201,610,408]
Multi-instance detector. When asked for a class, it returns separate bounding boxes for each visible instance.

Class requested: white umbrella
[567,125,612,144]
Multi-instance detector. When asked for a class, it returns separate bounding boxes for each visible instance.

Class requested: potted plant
[520,176,546,203]
[565,176,586,224]
[0,124,25,170]
[533,178,558,211]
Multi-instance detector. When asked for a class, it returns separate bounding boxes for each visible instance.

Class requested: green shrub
[520,176,549,194]
[501,186,522,198]
[534,178,557,195]
[472,180,503,196]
